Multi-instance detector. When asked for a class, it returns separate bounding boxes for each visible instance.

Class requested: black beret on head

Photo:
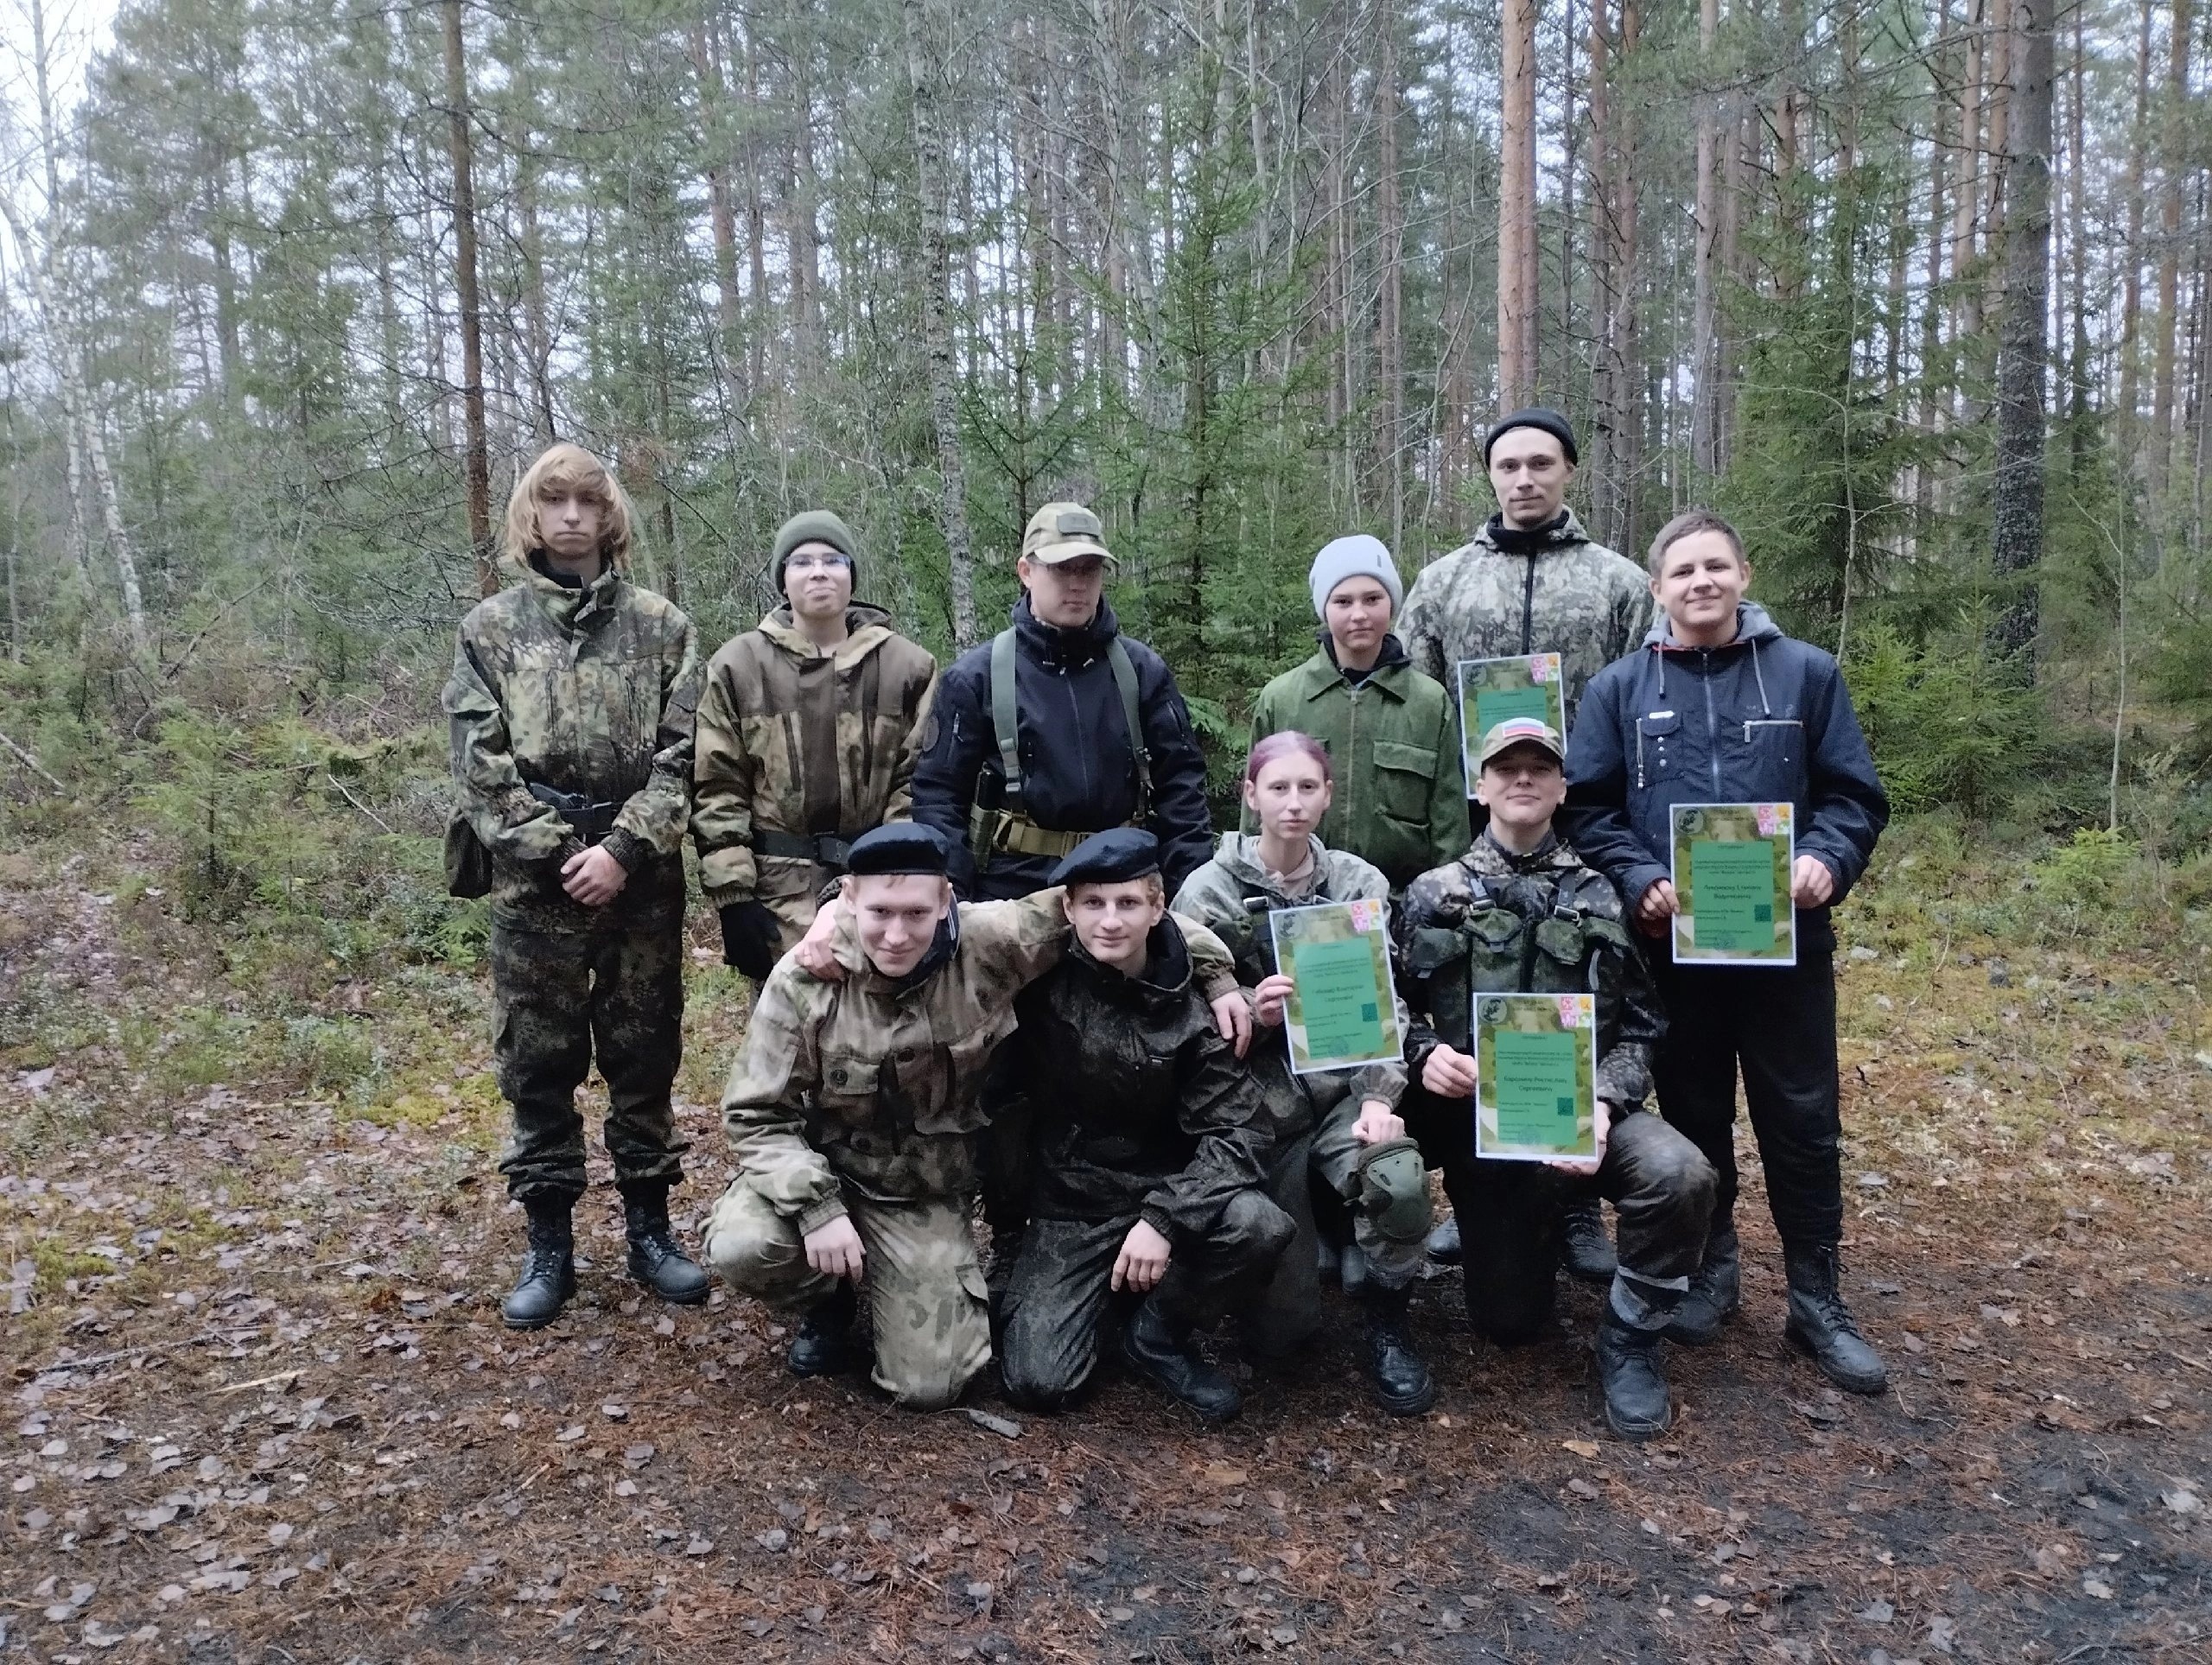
[1484,406,1580,467]
[1051,828,1162,887]
[847,823,950,878]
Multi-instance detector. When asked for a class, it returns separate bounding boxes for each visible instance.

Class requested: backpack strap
[989,628,1023,812]
[1107,638,1152,819]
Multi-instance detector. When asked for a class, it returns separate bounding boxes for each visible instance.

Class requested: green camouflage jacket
[442,556,701,931]
[1393,831,1662,1109]
[1242,638,1465,892]
[721,892,1243,1230]
[1397,511,1653,736]
[1171,832,1408,1133]
[690,603,938,907]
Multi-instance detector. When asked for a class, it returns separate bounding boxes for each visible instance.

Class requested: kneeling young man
[1396,720,1716,1439]
[997,830,1294,1424]
[703,823,1248,1411]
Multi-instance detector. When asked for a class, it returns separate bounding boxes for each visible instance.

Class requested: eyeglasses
[785,553,850,573]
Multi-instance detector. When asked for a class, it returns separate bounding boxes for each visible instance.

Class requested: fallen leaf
[1560,1439,1599,1458]
[1203,1461,1249,1486]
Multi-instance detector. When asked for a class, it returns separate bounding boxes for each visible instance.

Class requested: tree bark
[901,0,978,648]
[441,0,494,596]
[1992,0,2053,666]
[1497,0,1539,408]
[2152,0,2193,491]
[2119,0,2152,431]
[1690,0,1720,479]
[1376,0,1405,548]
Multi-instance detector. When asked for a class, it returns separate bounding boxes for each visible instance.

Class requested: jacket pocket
[815,1052,880,1126]
[1730,717,1807,801]
[920,1025,1012,1134]
[1632,711,1681,791]
[1372,740,1439,823]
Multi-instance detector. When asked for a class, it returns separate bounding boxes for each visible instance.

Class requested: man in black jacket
[995,831,1294,1424]
[911,503,1214,901]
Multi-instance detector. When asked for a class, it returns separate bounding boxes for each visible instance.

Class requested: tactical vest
[969,627,1153,867]
[1401,872,1633,1054]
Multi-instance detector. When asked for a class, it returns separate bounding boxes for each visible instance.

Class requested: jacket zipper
[1521,555,1537,655]
[1700,651,1721,795]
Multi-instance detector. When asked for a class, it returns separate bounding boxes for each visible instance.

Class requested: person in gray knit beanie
[1307,533,1404,620]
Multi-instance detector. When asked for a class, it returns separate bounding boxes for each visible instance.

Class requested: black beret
[847,823,950,878]
[1050,828,1162,887]
[1483,406,1579,467]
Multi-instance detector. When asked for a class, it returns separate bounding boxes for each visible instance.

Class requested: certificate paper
[1474,993,1599,1161]
[1670,802,1796,966]
[1268,899,1402,1075]
[1456,655,1567,796]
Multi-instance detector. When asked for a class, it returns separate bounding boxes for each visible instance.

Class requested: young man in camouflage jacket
[442,442,709,1329]
[1395,718,1715,1440]
[691,511,938,976]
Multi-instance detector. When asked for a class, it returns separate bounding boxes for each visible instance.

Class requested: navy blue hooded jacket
[912,594,1214,899]
[1560,603,1889,951]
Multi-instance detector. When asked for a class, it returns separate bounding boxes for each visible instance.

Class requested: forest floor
[2,829,2208,1665]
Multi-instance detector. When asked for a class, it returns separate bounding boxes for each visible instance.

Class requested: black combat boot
[1123,1296,1240,1423]
[788,1281,861,1377]
[1359,1284,1436,1416]
[620,1180,711,1306]
[1425,1214,1463,1264]
[501,1196,576,1330]
[1783,1244,1888,1395]
[1560,1196,1618,1285]
[1594,1306,1672,1440]
[1663,1223,1740,1346]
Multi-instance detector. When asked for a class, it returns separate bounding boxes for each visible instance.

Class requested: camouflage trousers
[997,1191,1294,1412]
[1244,1083,1433,1357]
[491,914,687,1203]
[702,1179,989,1411]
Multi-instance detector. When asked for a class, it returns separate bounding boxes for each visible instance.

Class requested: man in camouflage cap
[691,510,938,977]
[1397,407,1653,1278]
[442,441,709,1329]
[702,824,1251,1411]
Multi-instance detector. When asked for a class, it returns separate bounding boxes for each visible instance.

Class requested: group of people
[443,405,1890,1442]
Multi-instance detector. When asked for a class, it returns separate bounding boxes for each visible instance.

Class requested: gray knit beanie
[1308,534,1405,620]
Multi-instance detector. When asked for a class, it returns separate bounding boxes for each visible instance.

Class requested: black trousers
[1648,948,1843,1253]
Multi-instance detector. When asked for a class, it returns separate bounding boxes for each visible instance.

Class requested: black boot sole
[501,1274,577,1331]
[1662,1303,1738,1347]
[1784,1318,1888,1395]
[1122,1337,1240,1424]
[1602,1400,1670,1441]
[1372,1376,1438,1417]
[631,1267,711,1306]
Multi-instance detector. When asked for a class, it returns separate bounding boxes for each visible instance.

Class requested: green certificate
[1474,994,1599,1161]
[1456,655,1567,795]
[1670,802,1796,965]
[1268,898,1402,1076]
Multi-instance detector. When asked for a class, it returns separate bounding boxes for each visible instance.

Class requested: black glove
[719,901,783,979]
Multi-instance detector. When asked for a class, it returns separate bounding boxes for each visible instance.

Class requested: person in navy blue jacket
[1561,507,1891,1397]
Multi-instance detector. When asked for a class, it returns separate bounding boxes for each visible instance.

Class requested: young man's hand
[1251,973,1294,1029]
[803,1215,866,1281]
[1789,855,1836,908]
[562,845,628,906]
[791,883,849,981]
[1421,1045,1478,1098]
[1210,989,1253,1058]
[1543,1098,1613,1177]
[1351,1098,1405,1144]
[1111,1219,1172,1293]
[1633,878,1679,938]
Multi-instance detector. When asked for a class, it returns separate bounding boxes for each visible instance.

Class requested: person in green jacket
[1244,536,1465,894]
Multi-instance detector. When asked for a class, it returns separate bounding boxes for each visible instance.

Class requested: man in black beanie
[1397,407,1652,1281]
[691,511,939,977]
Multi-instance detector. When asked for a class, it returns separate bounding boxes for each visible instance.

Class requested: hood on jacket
[1640,601,1788,713]
[1012,592,1120,668]
[1318,629,1412,684]
[1066,913,1192,1009]
[1211,830,1330,895]
[1468,506,1597,556]
[755,601,900,664]
[505,550,620,630]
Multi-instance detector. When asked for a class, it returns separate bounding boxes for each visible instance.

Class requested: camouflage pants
[702,1179,989,1412]
[997,1192,1294,1412]
[491,916,686,1202]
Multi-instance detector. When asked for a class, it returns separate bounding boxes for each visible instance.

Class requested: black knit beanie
[1483,407,1580,467]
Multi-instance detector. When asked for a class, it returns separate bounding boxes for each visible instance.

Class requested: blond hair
[502,442,638,571]
[1646,506,1745,574]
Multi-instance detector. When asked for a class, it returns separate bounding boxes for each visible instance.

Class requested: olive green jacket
[1243,639,1465,892]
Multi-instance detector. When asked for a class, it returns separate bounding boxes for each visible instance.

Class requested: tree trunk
[688,22,745,393]
[1992,0,2053,667]
[1690,0,1720,479]
[1497,0,1538,408]
[2152,0,2193,492]
[1376,0,1405,548]
[441,0,494,596]
[2065,2,2091,474]
[1952,0,1986,346]
[2119,0,2152,431]
[901,0,978,648]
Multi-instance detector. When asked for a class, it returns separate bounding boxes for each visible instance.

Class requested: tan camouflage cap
[1020,501,1117,569]
[1476,716,1567,769]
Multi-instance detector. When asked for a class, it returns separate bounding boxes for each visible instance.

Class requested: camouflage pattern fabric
[691,603,938,949]
[492,916,687,1201]
[1396,511,1653,736]
[702,1181,988,1410]
[442,555,700,934]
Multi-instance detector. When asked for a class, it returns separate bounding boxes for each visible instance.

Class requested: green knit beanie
[772,511,859,591]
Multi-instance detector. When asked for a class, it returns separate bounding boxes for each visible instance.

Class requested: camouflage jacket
[690,604,938,906]
[1393,831,1662,1109]
[721,892,1243,1229]
[442,556,700,931]
[1172,833,1408,1134]
[1009,918,1275,1240]
[1397,510,1653,736]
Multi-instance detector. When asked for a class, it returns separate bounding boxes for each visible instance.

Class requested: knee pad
[1354,1138,1432,1244]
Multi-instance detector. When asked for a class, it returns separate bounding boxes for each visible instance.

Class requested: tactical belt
[968,813,1137,861]
[751,829,855,871]
[526,782,620,845]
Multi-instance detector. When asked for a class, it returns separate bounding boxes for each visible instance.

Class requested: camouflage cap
[1020,501,1117,569]
[1476,717,1567,769]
